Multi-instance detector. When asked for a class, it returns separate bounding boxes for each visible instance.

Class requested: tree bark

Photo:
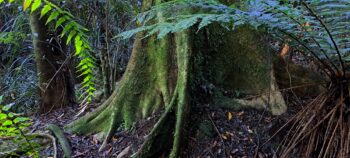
[30,13,75,113]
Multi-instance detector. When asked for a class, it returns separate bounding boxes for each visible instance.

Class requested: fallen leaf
[218,149,222,154]
[226,131,234,136]
[106,146,113,155]
[221,134,228,140]
[92,134,99,144]
[212,141,218,147]
[227,112,233,121]
[231,149,239,154]
[237,111,244,116]
[72,152,82,158]
[279,44,290,57]
[112,136,118,141]
[11,93,15,99]
[248,129,253,133]
[258,152,264,158]
[117,146,131,158]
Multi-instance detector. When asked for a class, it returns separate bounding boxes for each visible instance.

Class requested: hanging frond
[119,0,350,78]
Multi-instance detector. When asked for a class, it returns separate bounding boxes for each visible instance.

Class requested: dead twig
[207,113,228,156]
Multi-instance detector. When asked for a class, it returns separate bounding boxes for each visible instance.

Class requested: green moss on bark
[205,25,272,94]
[65,29,188,153]
[192,24,287,115]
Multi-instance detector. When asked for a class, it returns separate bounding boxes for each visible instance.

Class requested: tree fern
[118,0,350,157]
[250,0,350,77]
[1,0,96,102]
[120,0,350,78]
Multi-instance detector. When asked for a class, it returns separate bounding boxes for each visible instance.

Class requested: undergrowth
[0,95,39,157]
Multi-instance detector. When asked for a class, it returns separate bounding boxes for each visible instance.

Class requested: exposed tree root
[65,30,191,157]
[35,133,58,158]
[47,124,71,158]
[277,83,350,157]
[132,93,178,158]
[99,112,117,152]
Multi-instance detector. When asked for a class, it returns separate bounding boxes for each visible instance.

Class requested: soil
[28,93,303,158]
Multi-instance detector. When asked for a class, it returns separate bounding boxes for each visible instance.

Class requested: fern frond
[1,0,96,102]
[120,0,350,77]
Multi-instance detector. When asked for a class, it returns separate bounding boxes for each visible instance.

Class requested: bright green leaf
[31,0,41,13]
[8,112,14,118]
[55,16,66,29]
[2,120,12,126]
[0,113,7,120]
[45,11,59,25]
[61,22,74,37]
[62,10,74,18]
[14,117,29,124]
[23,0,33,11]
[40,5,52,18]
[74,36,82,55]
[66,30,76,44]
[7,127,16,133]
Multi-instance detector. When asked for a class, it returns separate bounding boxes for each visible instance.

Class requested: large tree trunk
[65,27,287,157]
[66,30,191,156]
[65,1,288,157]
[30,13,75,113]
[195,25,287,115]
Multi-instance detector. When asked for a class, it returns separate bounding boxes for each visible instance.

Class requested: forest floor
[29,94,303,158]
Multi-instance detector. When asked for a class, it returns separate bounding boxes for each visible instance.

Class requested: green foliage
[0,96,39,157]
[120,0,350,78]
[0,32,26,45]
[0,11,29,63]
[1,55,38,112]
[0,8,37,112]
[1,0,96,102]
[73,0,136,100]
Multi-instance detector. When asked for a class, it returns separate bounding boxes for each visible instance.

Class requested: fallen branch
[34,133,58,158]
[47,124,72,158]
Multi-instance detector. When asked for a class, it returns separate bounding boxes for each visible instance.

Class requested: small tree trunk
[99,47,112,98]
[30,13,75,113]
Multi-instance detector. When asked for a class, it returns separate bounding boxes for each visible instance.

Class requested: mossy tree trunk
[30,13,75,113]
[66,0,289,157]
[66,29,192,156]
